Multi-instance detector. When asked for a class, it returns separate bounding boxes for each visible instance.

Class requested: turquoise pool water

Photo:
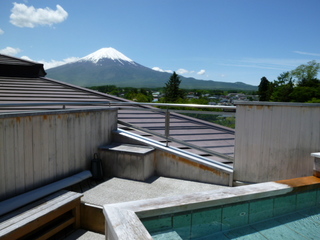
[142,189,320,239]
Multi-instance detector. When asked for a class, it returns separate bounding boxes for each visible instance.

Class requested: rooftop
[1,54,320,239]
[81,176,227,206]
[0,53,235,166]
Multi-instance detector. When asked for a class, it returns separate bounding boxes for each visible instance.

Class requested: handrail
[1,101,236,162]
[115,102,235,162]
[117,106,235,116]
[118,120,235,161]
[0,101,236,110]
[113,101,236,110]
[0,101,113,108]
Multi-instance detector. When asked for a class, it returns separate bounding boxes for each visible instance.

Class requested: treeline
[258,60,320,103]
[88,72,242,128]
[88,85,154,102]
[151,72,236,128]
[88,84,254,104]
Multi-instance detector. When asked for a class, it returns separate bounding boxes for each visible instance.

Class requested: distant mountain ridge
[46,48,257,90]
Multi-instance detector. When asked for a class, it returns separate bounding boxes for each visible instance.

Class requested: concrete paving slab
[81,176,228,206]
[65,229,104,240]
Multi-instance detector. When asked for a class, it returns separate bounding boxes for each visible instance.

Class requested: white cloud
[176,68,189,75]
[221,63,285,70]
[154,67,208,78]
[0,47,21,55]
[40,57,80,69]
[21,55,33,61]
[17,56,79,69]
[10,3,68,28]
[152,67,173,73]
[242,57,316,67]
[220,57,312,72]
[293,51,320,57]
[197,69,206,75]
[0,29,4,35]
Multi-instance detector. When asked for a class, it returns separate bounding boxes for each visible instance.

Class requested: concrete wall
[155,150,231,186]
[99,144,155,181]
[234,102,320,183]
[0,108,117,201]
[105,132,232,186]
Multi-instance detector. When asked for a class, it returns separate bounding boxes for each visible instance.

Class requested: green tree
[265,64,320,103]
[134,93,149,102]
[289,86,320,102]
[307,98,320,103]
[270,72,294,102]
[163,72,184,102]
[123,88,153,102]
[289,61,320,102]
[258,76,270,101]
[291,60,320,86]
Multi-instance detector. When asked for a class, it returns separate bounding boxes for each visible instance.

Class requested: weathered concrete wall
[154,150,231,186]
[107,132,232,186]
[99,144,155,181]
[0,108,117,201]
[234,102,320,183]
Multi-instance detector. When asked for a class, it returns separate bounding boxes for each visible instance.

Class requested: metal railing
[114,102,236,162]
[0,101,236,162]
[0,101,236,112]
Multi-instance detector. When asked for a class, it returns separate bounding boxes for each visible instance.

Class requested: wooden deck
[0,190,82,240]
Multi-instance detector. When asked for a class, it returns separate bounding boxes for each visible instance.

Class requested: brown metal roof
[0,55,234,166]
[0,76,110,111]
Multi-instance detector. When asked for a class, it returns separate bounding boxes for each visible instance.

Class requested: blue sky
[1,0,320,86]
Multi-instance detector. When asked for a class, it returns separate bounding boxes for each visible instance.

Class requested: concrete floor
[81,175,229,206]
[65,229,104,240]
[67,176,228,239]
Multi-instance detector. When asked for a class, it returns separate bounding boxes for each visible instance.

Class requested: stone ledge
[99,143,154,155]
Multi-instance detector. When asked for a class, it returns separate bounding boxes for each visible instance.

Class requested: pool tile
[276,210,320,239]
[224,225,269,239]
[142,215,172,233]
[196,232,230,240]
[152,230,183,240]
[143,188,320,239]
[191,207,222,238]
[252,218,307,240]
[222,202,249,230]
[296,190,317,210]
[249,198,274,223]
[274,194,296,216]
[173,212,191,239]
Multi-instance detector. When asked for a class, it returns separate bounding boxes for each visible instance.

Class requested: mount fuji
[46,48,257,90]
[80,47,135,64]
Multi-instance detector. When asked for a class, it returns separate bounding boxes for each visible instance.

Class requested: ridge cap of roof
[0,54,46,77]
[0,54,41,65]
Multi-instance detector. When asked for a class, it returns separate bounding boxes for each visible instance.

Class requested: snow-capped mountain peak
[80,47,134,64]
